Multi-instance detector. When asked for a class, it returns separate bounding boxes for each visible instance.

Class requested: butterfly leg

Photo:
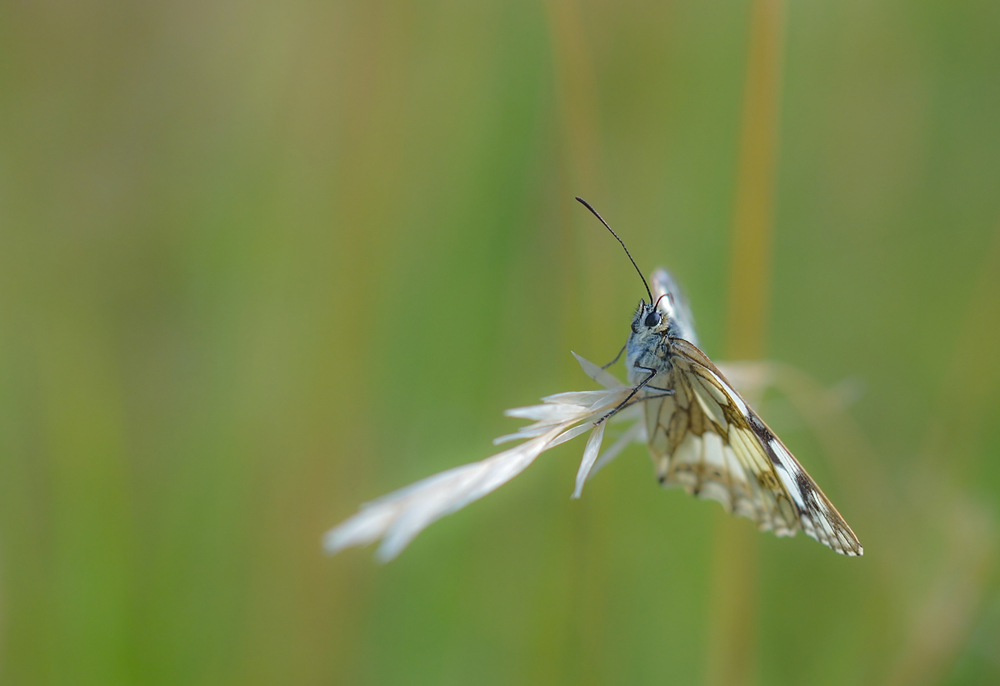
[617,391,674,412]
[646,384,674,393]
[594,365,673,426]
[601,342,628,369]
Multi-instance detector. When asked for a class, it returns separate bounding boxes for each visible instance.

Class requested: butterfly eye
[644,311,662,328]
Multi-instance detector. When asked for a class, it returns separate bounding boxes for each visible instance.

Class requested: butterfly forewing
[646,337,862,556]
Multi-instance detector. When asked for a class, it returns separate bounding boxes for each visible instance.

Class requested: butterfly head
[631,297,670,335]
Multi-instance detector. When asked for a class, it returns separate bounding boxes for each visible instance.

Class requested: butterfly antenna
[575,197,653,303]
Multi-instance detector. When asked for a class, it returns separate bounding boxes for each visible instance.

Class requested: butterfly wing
[650,267,699,347]
[644,337,862,556]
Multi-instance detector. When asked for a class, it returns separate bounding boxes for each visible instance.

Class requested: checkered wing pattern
[645,337,862,556]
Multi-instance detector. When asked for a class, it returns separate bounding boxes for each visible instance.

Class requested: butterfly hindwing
[645,337,862,556]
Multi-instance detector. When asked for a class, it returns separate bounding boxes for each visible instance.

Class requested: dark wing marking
[643,337,862,556]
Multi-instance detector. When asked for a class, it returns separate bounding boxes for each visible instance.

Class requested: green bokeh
[1,2,999,685]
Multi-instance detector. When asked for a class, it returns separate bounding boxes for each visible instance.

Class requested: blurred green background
[2,1,1000,684]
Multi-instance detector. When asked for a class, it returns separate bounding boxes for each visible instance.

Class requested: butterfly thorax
[625,303,678,389]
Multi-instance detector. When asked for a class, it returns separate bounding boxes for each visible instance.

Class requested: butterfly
[324,200,863,561]
[578,197,863,556]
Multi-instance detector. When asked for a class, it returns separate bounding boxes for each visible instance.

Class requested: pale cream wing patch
[644,370,794,535]
[644,338,863,556]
